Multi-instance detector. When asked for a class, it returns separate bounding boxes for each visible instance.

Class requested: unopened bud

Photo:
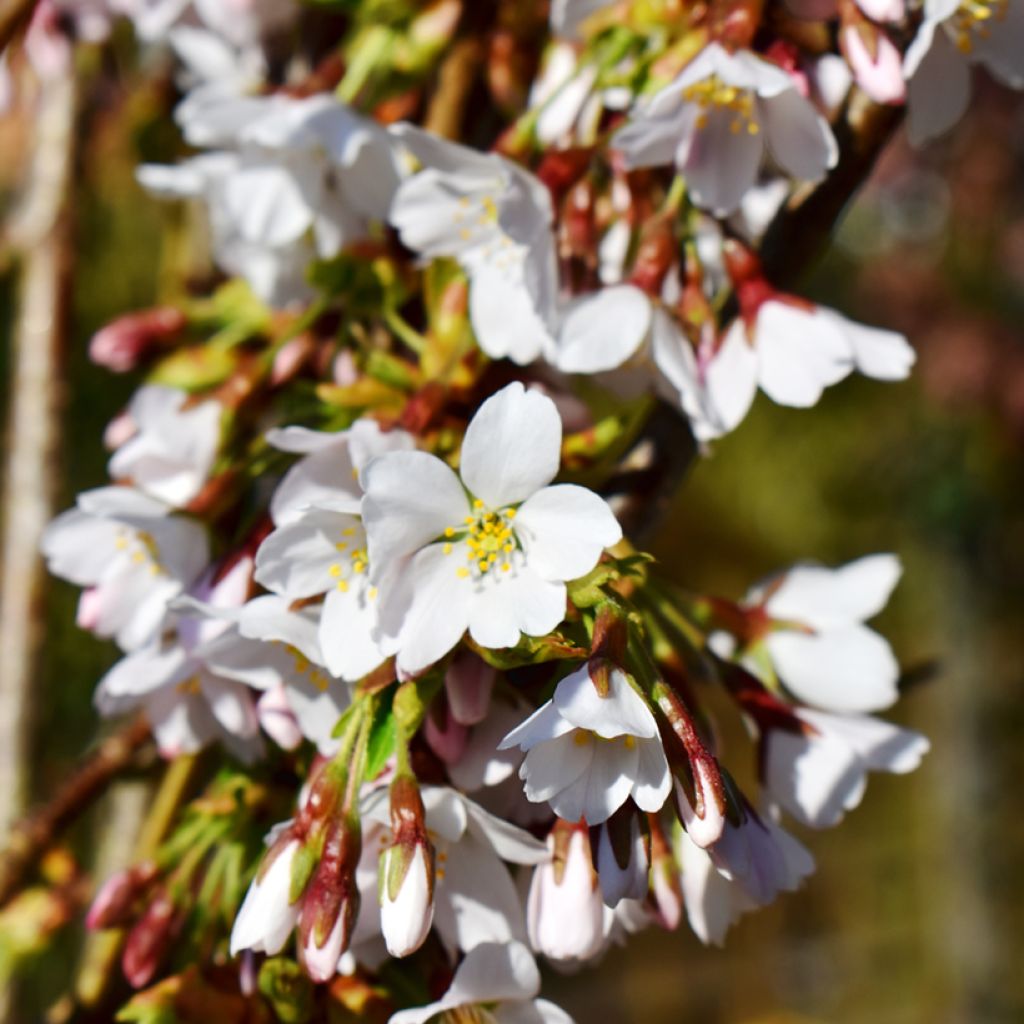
[840,21,905,105]
[298,817,361,982]
[230,837,302,957]
[270,334,316,387]
[258,685,303,751]
[86,861,158,930]
[89,307,186,373]
[444,652,495,726]
[121,888,184,989]
[527,821,605,963]
[380,839,435,957]
[628,216,677,296]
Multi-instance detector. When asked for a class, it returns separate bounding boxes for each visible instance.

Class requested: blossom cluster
[8,0,983,1019]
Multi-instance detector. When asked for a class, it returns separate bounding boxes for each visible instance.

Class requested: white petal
[702,321,760,437]
[498,699,575,751]
[904,23,971,146]
[767,623,900,713]
[553,666,658,739]
[630,736,672,813]
[765,554,902,629]
[255,510,356,599]
[516,485,622,582]
[468,260,555,366]
[520,732,594,804]
[460,383,562,508]
[466,568,568,651]
[548,738,637,824]
[762,89,838,182]
[554,286,652,374]
[319,583,389,682]
[801,709,930,774]
[680,105,764,216]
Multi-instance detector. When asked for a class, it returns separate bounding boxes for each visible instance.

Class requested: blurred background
[1,36,1023,1024]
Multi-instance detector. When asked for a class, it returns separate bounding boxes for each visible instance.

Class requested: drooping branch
[0,716,153,909]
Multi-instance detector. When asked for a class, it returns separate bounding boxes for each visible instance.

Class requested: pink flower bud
[648,816,683,930]
[270,335,315,387]
[76,587,104,631]
[674,761,726,849]
[103,410,138,451]
[856,0,904,23]
[86,862,158,930]
[89,308,186,373]
[527,823,605,963]
[121,888,184,989]
[231,838,302,958]
[258,686,303,751]
[444,652,495,726]
[841,23,906,105]
[424,703,469,765]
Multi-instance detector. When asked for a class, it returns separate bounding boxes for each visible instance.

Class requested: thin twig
[423,36,484,140]
[0,716,153,909]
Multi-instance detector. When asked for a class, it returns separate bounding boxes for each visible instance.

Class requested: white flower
[230,838,300,956]
[528,825,606,964]
[107,385,221,508]
[750,554,904,713]
[764,708,929,828]
[41,486,208,651]
[614,42,838,215]
[550,0,612,39]
[499,664,671,825]
[139,95,400,306]
[254,419,416,682]
[596,815,649,908]
[904,0,1024,146]
[94,558,268,761]
[388,125,650,367]
[380,841,434,958]
[661,299,915,441]
[678,808,814,946]
[350,786,549,961]
[363,383,622,674]
[389,941,574,1024]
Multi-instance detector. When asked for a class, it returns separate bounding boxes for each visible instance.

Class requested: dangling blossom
[107,385,222,508]
[253,419,415,682]
[740,554,904,714]
[41,486,209,651]
[614,42,838,216]
[388,125,651,367]
[763,707,929,828]
[138,95,400,306]
[230,837,301,957]
[389,941,574,1024]
[499,663,672,825]
[596,813,649,908]
[903,0,1024,146]
[363,383,622,674]
[677,806,814,946]
[527,822,606,964]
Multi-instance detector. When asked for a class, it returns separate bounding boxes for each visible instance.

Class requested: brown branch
[423,36,485,140]
[0,716,153,909]
[0,0,36,56]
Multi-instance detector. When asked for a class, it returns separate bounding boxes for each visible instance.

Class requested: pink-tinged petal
[445,653,495,726]
[394,544,474,674]
[516,485,621,583]
[843,25,906,105]
[675,765,726,849]
[362,451,468,573]
[755,301,853,407]
[904,22,971,146]
[765,554,902,628]
[460,383,562,508]
[856,0,904,22]
[554,286,652,374]
[767,623,900,713]
[762,88,838,181]
[553,667,658,740]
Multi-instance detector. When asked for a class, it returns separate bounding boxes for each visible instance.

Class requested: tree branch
[0,0,36,56]
[0,717,153,909]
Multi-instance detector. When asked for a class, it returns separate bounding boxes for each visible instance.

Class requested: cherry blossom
[614,42,838,215]
[41,486,209,651]
[499,664,671,825]
[363,383,622,674]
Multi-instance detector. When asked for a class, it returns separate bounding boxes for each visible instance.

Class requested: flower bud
[121,888,184,989]
[89,307,186,372]
[379,775,435,957]
[596,809,649,908]
[270,334,316,387]
[841,21,905,105]
[527,821,605,963]
[424,702,469,764]
[230,838,302,957]
[258,685,303,751]
[444,652,495,726]
[674,760,726,848]
[86,861,158,930]
[297,817,361,982]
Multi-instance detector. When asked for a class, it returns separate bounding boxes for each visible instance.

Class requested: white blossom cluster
[23,0,1003,1018]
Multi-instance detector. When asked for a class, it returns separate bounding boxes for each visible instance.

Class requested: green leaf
[365,690,398,781]
[258,958,315,1024]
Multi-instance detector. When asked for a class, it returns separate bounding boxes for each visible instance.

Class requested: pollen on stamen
[457,567,470,579]
[337,579,350,592]
[329,564,342,578]
[443,543,453,555]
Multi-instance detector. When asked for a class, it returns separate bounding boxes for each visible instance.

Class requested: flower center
[951,0,1006,52]
[683,76,759,135]
[572,730,636,749]
[442,1008,499,1024]
[114,528,166,577]
[326,525,377,598]
[443,500,520,580]
[286,646,331,692]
